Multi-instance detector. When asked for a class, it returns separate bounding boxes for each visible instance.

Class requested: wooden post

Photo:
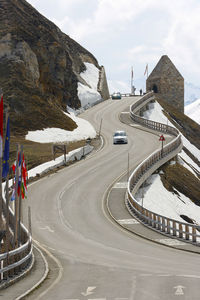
[185,225,189,240]
[158,216,161,230]
[192,227,196,243]
[153,214,156,228]
[167,219,170,234]
[179,223,183,238]
[173,221,176,236]
[162,217,165,232]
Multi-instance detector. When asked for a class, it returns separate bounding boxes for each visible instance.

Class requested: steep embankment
[0,0,101,135]
[144,99,200,212]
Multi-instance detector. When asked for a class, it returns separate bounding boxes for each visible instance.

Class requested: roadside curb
[15,244,49,300]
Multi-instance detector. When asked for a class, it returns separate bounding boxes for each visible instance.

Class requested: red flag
[0,95,3,158]
[21,153,27,199]
[12,161,16,173]
[22,153,27,190]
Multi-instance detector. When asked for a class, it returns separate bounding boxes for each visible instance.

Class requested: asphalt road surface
[25,97,200,300]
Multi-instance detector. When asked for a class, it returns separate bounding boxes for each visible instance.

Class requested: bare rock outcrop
[0,0,101,135]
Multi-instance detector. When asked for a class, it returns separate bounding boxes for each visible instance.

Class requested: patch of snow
[185,82,200,105]
[26,111,96,143]
[181,134,200,162]
[143,101,200,167]
[135,174,200,224]
[78,82,101,108]
[28,144,93,179]
[179,150,200,175]
[185,98,200,125]
[78,62,101,108]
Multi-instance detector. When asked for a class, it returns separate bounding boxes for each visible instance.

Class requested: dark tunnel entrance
[152,84,158,93]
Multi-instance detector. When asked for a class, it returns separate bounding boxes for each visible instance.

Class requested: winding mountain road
[26,97,200,299]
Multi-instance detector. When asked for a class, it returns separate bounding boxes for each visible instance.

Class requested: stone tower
[146,55,184,113]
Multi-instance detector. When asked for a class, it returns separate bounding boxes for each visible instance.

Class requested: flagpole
[131,66,133,94]
[14,144,20,248]
[0,88,3,222]
[18,145,23,245]
[4,112,10,275]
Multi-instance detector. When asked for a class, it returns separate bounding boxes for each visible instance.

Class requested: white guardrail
[127,92,200,245]
[0,197,32,285]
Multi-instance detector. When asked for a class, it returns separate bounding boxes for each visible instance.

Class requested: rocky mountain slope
[0,0,104,135]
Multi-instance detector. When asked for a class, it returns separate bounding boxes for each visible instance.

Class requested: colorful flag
[144,64,148,76]
[21,153,27,199]
[2,116,10,178]
[12,161,16,174]
[17,152,21,196]
[0,95,3,158]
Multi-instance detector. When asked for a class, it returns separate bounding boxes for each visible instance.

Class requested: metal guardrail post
[162,218,165,232]
[179,224,183,238]
[192,227,196,243]
[185,225,189,240]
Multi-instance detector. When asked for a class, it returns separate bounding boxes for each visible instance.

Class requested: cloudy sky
[27,0,200,96]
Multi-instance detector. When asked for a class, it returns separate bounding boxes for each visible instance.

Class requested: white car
[113,130,128,144]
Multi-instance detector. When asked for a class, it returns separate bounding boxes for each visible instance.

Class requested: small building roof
[148,55,183,80]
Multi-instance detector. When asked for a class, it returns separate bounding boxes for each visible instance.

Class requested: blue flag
[2,117,10,178]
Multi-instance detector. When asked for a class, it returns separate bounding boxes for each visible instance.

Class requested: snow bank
[144,101,200,165]
[185,98,200,125]
[26,111,96,143]
[78,62,101,108]
[28,144,93,179]
[135,174,200,224]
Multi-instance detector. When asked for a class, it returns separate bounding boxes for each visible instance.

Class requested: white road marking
[88,299,106,300]
[174,285,185,295]
[81,286,96,296]
[176,274,200,279]
[113,182,127,188]
[46,246,56,251]
[40,226,54,233]
[155,239,186,246]
[118,219,139,225]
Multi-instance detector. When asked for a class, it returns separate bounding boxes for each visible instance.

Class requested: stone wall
[98,66,110,100]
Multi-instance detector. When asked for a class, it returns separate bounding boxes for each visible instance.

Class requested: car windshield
[114,132,126,137]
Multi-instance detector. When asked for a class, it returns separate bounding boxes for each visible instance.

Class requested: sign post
[159,135,165,157]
